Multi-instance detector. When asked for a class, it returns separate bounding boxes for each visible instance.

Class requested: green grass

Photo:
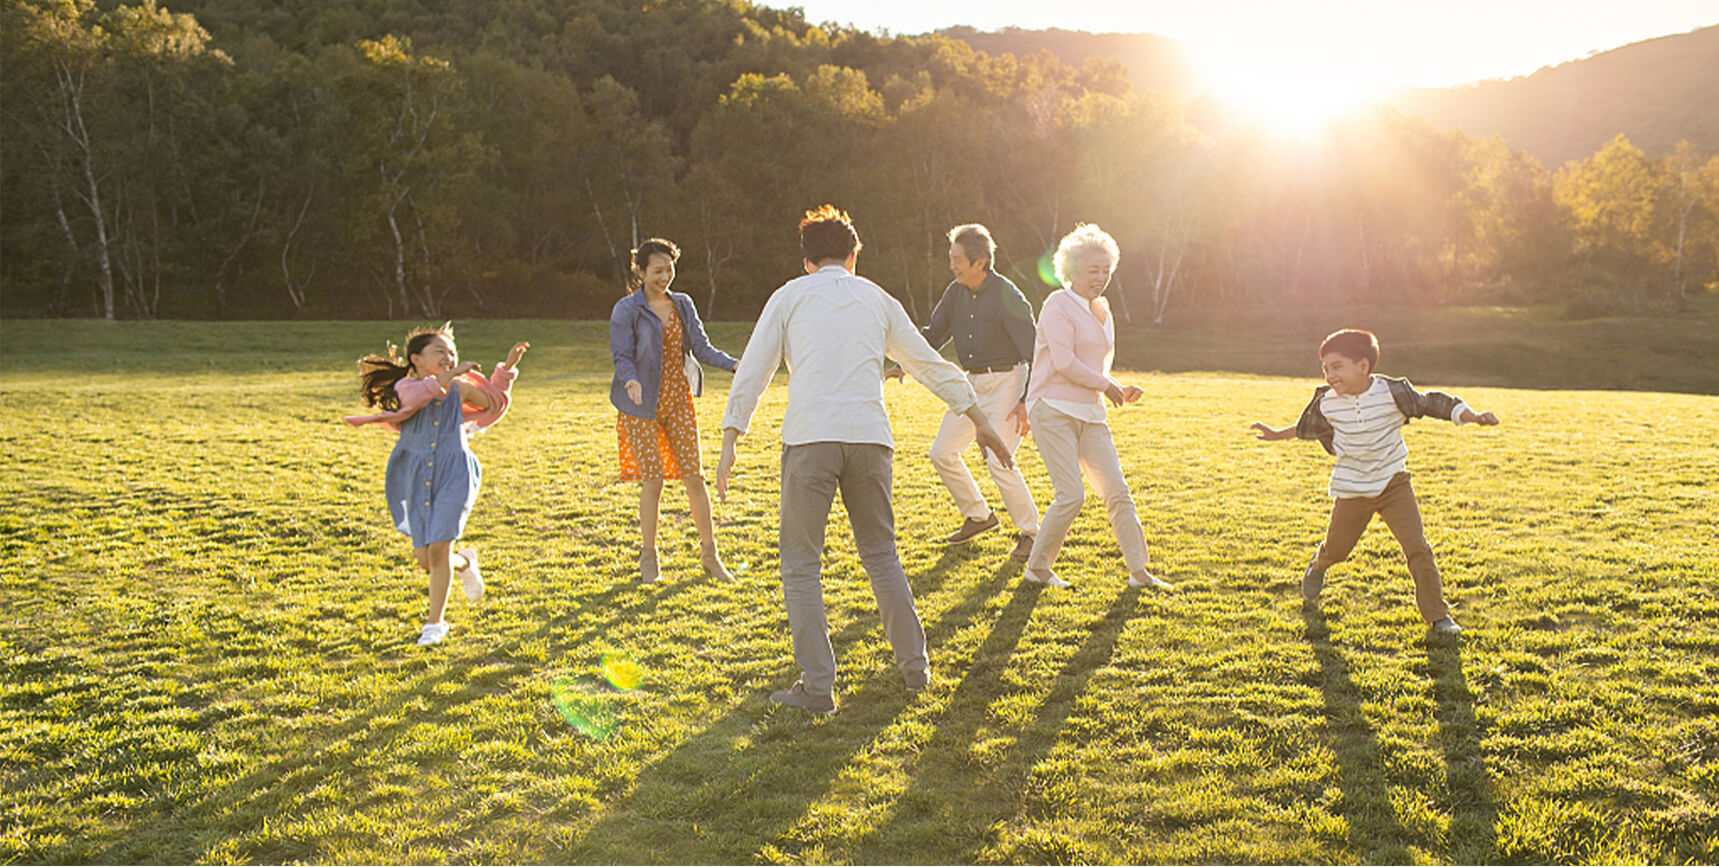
[2,309,1717,864]
[1112,294,1719,394]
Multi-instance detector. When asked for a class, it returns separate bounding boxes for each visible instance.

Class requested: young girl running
[345,324,529,646]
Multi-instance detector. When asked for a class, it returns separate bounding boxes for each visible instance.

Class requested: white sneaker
[456,548,483,601]
[1025,568,1071,589]
[1430,617,1463,635]
[1128,570,1173,590]
[417,622,450,646]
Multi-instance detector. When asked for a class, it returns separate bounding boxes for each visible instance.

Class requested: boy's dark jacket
[1295,375,1465,455]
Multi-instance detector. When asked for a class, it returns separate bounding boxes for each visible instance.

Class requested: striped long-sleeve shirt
[1318,376,1469,498]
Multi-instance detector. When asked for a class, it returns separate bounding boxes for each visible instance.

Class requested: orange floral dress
[617,302,702,481]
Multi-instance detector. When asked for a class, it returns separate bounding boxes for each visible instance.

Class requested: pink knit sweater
[1025,289,1120,406]
[343,363,516,433]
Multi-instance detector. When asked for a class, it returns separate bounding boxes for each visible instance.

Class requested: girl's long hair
[356,323,455,410]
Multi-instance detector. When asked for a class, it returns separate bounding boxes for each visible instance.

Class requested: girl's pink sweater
[1025,289,1120,406]
[343,364,516,433]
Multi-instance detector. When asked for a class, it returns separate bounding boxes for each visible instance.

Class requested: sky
[786,0,1719,88]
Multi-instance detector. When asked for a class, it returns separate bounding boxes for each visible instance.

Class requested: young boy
[1250,329,1498,634]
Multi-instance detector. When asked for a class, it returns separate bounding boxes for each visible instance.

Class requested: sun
[1188,41,1388,140]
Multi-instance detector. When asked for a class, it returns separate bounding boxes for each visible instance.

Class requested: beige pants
[1025,402,1149,574]
[928,363,1039,535]
[1312,471,1451,623]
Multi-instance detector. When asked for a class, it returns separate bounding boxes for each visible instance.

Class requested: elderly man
[718,206,1013,714]
[888,224,1040,560]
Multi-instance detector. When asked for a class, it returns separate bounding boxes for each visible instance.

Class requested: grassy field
[2,306,1717,864]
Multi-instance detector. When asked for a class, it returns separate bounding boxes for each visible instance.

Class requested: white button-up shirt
[723,265,977,448]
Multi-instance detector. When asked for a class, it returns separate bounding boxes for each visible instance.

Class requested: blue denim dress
[383,382,481,547]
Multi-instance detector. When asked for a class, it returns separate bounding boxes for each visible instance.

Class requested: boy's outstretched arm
[1249,421,1297,441]
[1459,408,1500,425]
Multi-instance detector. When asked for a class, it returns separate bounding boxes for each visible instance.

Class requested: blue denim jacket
[609,290,738,419]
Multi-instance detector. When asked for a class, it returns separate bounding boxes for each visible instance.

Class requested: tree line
[4,0,1717,323]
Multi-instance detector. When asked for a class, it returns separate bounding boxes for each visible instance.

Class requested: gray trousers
[779,442,929,695]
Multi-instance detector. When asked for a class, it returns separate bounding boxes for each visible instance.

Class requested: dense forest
[3,0,1718,322]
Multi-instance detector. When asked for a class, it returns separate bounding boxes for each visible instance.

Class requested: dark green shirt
[921,272,1037,373]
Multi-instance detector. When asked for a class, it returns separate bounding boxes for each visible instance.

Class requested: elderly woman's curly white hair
[1052,223,1120,288]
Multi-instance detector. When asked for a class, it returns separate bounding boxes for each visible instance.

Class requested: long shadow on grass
[547,556,1023,863]
[1428,636,1498,862]
[84,662,518,864]
[856,585,1146,863]
[76,574,690,863]
[1302,605,1416,863]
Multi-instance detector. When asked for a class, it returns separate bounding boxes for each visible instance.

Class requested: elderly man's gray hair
[1053,223,1120,287]
[947,223,996,268]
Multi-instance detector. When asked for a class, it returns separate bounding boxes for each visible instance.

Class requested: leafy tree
[1663,140,1716,303]
[1556,134,1665,294]
[342,35,490,317]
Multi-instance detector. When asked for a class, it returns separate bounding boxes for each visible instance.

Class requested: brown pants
[1313,472,1450,623]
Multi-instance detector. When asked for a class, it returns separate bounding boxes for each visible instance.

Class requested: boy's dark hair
[799,204,862,264]
[629,237,680,293]
[356,324,455,410]
[1319,329,1380,371]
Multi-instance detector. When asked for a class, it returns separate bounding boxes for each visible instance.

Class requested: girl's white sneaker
[417,622,450,646]
[456,548,483,601]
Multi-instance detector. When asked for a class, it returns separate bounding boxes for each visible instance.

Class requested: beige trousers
[928,363,1039,535]
[1025,402,1149,574]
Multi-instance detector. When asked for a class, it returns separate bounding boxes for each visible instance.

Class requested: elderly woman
[610,237,739,584]
[1021,224,1171,591]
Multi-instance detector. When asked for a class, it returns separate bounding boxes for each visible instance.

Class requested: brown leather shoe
[944,513,1000,544]
[770,682,837,714]
[1008,532,1035,561]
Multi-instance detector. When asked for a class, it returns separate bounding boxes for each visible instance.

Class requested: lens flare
[1037,249,1059,287]
[598,651,646,691]
[550,678,616,740]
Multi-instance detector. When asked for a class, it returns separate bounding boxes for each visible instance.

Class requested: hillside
[941,24,1719,167]
[937,26,1195,94]
[1390,25,1719,167]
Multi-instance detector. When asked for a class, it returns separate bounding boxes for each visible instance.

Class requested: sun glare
[1190,42,1389,141]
